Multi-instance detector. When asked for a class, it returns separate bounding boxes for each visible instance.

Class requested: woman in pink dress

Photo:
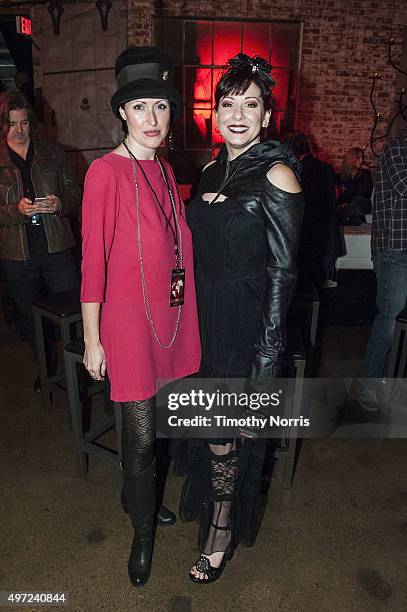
[80,47,201,587]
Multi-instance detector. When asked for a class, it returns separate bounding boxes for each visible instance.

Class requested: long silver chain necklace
[128,151,183,349]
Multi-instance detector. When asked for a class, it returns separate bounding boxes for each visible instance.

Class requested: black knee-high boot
[124,459,156,587]
[121,487,176,526]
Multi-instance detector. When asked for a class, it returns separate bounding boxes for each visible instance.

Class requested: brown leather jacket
[0,138,81,260]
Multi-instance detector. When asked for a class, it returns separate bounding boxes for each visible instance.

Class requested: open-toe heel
[189,543,234,584]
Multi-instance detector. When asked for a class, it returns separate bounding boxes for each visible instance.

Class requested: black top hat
[111,46,181,119]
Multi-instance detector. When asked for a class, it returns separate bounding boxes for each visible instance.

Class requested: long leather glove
[249,182,304,390]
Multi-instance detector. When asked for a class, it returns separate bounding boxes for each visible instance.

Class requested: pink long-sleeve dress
[80,152,201,402]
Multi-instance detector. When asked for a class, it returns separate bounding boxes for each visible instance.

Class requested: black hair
[214,53,275,111]
[0,90,36,139]
[281,131,310,158]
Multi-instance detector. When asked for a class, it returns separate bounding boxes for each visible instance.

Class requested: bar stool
[275,325,307,488]
[64,338,119,478]
[388,307,407,379]
[288,277,320,376]
[32,289,82,411]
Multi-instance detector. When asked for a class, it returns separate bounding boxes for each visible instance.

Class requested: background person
[0,91,80,389]
[80,47,201,588]
[358,124,407,409]
[337,147,373,225]
[282,130,340,288]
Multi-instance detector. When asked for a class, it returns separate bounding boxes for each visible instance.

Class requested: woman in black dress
[181,54,304,583]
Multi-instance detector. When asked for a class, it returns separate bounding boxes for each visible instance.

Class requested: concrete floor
[1,314,407,612]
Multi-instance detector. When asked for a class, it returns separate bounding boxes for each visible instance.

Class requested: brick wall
[127,0,407,170]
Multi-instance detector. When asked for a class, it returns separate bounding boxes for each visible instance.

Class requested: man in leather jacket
[0,91,80,383]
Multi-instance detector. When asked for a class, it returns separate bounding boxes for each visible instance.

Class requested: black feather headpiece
[227,53,276,88]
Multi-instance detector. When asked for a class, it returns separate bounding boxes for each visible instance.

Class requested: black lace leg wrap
[180,437,267,553]
[199,441,238,556]
[121,398,156,476]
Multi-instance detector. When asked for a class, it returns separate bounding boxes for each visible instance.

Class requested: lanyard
[122,139,180,262]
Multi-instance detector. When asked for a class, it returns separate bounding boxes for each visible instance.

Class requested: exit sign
[16,16,32,36]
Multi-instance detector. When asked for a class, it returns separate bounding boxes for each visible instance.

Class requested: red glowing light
[16,16,32,36]
[22,18,32,35]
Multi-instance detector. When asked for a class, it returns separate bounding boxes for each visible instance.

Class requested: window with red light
[155,18,301,184]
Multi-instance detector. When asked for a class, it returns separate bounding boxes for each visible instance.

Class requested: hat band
[116,63,169,88]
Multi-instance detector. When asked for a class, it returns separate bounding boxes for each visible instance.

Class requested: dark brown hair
[0,90,36,140]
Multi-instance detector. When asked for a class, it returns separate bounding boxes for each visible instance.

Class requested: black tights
[121,398,156,476]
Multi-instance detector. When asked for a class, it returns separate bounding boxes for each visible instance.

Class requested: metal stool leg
[115,402,122,463]
[60,319,72,377]
[387,324,402,377]
[104,376,113,416]
[65,355,88,478]
[398,330,407,378]
[307,301,320,376]
[33,310,52,411]
[384,324,404,411]
[282,366,305,488]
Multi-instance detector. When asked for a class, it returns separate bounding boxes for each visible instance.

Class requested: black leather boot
[124,460,156,587]
[155,504,176,526]
[121,487,176,526]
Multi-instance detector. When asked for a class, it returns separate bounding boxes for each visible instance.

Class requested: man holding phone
[0,91,80,389]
